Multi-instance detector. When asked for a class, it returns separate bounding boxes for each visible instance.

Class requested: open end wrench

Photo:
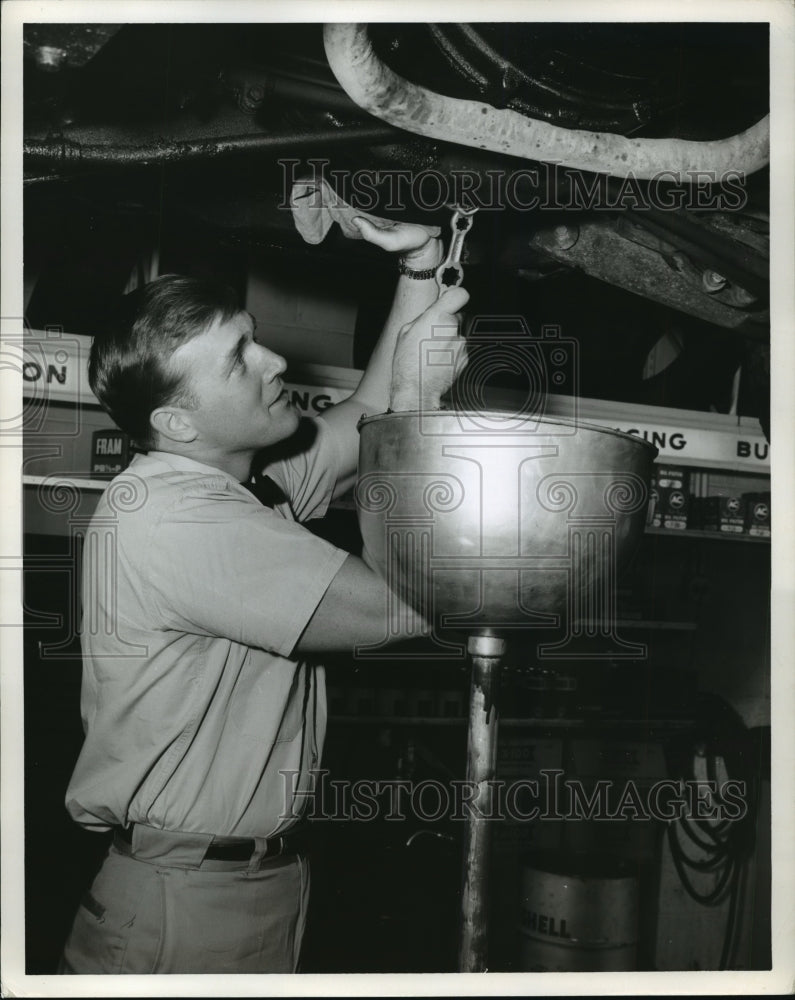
[436,204,479,299]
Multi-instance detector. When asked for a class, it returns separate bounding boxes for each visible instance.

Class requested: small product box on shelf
[651,465,690,530]
[742,492,771,537]
[645,471,658,526]
[91,429,133,477]
[692,495,747,534]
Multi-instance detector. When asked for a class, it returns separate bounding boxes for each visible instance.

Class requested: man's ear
[150,406,198,445]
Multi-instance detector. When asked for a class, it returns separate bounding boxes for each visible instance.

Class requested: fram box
[743,492,771,537]
[91,429,132,476]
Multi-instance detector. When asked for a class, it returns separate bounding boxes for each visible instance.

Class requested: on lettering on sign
[22,362,68,385]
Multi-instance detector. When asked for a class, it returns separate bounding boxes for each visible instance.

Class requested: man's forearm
[317,227,451,485]
[352,237,443,415]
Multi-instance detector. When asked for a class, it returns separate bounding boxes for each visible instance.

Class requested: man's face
[170,310,299,454]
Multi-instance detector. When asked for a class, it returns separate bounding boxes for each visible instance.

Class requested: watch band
[397,259,438,280]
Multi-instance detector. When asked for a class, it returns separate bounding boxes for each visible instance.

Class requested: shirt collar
[127,450,241,482]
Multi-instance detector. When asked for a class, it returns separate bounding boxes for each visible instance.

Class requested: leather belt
[115,823,309,862]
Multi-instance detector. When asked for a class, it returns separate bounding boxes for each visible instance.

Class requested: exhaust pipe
[323,24,769,180]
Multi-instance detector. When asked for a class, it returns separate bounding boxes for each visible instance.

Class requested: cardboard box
[654,465,688,491]
[660,487,689,530]
[567,739,665,781]
[91,429,133,476]
[650,466,690,529]
[494,736,565,855]
[692,495,746,534]
[645,472,658,526]
[743,492,771,537]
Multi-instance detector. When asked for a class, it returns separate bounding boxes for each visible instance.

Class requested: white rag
[289,176,441,244]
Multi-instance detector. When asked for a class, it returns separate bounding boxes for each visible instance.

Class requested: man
[60,217,469,974]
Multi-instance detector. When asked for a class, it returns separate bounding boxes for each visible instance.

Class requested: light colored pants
[60,833,310,974]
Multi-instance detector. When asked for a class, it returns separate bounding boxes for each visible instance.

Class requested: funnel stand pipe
[458,632,506,972]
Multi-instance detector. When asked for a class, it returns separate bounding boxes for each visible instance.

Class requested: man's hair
[89,274,241,450]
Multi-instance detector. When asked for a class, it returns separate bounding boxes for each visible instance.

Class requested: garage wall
[245,258,358,368]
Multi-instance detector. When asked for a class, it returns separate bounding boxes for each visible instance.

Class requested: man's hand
[352,216,442,266]
[390,286,470,412]
[353,209,470,412]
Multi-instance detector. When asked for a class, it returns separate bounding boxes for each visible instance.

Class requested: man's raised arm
[320,218,468,495]
[293,553,425,655]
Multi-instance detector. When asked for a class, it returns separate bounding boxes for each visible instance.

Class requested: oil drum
[518,851,639,971]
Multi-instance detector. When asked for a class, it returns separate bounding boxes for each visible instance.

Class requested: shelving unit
[24,475,771,545]
[329,715,694,730]
[22,340,771,544]
[23,474,110,492]
[646,526,769,544]
[576,618,697,631]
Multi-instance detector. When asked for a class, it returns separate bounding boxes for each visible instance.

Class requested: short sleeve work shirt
[65,417,348,839]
